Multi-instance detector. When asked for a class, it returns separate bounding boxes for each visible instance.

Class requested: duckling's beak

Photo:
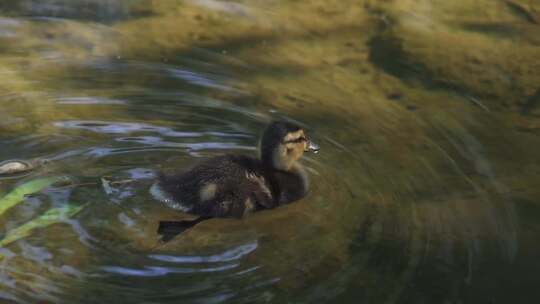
[306,140,320,153]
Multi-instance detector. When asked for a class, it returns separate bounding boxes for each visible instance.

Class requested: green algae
[0,176,68,216]
[0,203,87,248]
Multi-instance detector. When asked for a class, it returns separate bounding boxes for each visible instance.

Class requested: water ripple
[57,97,127,105]
[149,241,258,264]
[54,120,201,137]
[101,264,239,277]
[166,67,235,91]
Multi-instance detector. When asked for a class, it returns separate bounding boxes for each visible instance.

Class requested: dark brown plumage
[152,120,319,240]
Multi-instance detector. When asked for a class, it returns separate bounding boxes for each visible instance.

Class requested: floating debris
[101,176,137,204]
[0,160,33,175]
[101,177,114,196]
[101,176,135,194]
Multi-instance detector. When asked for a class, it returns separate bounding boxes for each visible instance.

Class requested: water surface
[1,0,540,303]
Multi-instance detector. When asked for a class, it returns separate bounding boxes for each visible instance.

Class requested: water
[1,0,540,303]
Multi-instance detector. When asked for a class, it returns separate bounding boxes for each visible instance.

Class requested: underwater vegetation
[0,177,86,251]
[0,203,86,248]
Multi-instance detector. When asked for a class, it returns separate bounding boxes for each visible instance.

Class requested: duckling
[152,120,319,240]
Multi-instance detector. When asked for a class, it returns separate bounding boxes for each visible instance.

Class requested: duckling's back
[153,155,276,218]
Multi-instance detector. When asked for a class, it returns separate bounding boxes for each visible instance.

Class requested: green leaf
[0,203,88,248]
[0,176,68,216]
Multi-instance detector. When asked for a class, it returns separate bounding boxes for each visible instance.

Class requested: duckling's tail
[157,216,211,242]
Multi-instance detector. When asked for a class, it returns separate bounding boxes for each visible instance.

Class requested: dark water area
[1,0,540,303]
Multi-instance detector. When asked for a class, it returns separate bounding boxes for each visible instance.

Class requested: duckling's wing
[186,156,276,216]
[154,170,204,211]
[156,155,275,216]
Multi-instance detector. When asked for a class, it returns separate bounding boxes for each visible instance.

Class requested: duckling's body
[153,121,319,240]
[154,154,307,218]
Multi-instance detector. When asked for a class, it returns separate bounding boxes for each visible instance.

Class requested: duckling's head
[260,121,319,171]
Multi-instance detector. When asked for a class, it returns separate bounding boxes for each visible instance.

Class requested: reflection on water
[55,120,204,136]
[149,241,258,264]
[102,241,257,277]
[57,97,127,105]
[102,264,240,277]
[1,0,540,303]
